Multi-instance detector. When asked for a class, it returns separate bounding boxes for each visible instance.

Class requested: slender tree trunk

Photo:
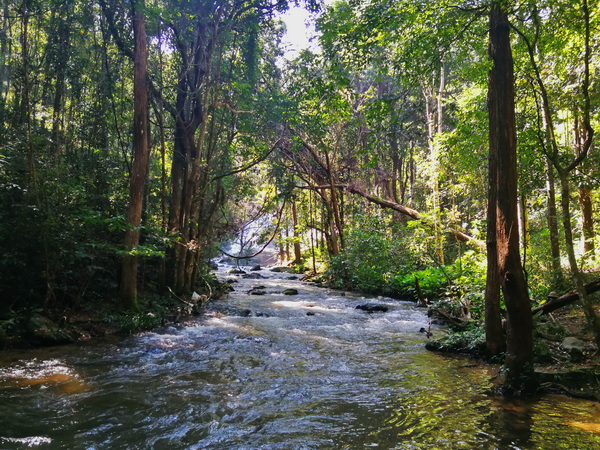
[519,195,529,275]
[0,0,9,125]
[545,159,563,287]
[488,1,534,394]
[324,149,343,253]
[574,114,595,259]
[291,201,302,266]
[120,0,149,310]
[578,187,594,257]
[558,172,600,347]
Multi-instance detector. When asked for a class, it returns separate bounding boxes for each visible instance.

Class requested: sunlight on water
[0,265,599,448]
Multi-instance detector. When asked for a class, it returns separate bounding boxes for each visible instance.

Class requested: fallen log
[532,279,600,315]
[346,185,484,247]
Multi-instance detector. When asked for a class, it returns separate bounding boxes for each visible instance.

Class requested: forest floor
[533,304,600,398]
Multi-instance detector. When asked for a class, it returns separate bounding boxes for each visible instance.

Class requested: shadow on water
[1,265,600,448]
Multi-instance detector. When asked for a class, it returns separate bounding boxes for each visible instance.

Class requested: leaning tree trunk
[488,1,535,394]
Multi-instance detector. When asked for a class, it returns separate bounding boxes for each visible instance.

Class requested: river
[1,265,599,449]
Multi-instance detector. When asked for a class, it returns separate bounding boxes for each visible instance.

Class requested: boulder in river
[283,288,299,295]
[250,265,261,271]
[270,266,294,273]
[229,268,246,274]
[242,273,265,279]
[249,289,267,295]
[355,304,389,313]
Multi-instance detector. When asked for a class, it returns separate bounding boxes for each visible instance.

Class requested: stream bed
[1,265,600,449]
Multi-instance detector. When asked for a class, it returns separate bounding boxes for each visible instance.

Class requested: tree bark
[291,201,302,266]
[545,159,563,287]
[488,1,534,394]
[484,123,504,356]
[120,0,149,310]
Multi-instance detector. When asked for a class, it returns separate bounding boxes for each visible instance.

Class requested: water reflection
[0,266,599,448]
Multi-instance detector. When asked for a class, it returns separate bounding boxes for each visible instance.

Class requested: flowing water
[1,265,600,449]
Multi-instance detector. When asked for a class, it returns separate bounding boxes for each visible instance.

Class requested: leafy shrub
[105,311,165,334]
[392,266,449,299]
[326,215,413,293]
[426,325,486,355]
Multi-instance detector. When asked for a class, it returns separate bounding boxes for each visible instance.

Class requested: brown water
[1,265,599,449]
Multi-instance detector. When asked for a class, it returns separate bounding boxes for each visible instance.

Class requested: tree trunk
[574,113,595,259]
[291,201,302,266]
[558,171,600,347]
[545,159,563,287]
[519,194,529,274]
[484,129,504,356]
[120,0,149,311]
[578,184,594,258]
[488,1,534,394]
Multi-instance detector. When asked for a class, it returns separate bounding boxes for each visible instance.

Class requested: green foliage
[105,311,164,334]
[326,216,413,294]
[392,267,448,299]
[426,325,486,354]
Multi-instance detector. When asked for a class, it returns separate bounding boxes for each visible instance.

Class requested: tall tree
[514,0,600,346]
[488,0,534,394]
[120,0,150,310]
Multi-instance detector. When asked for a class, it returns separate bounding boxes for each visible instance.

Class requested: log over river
[1,265,600,448]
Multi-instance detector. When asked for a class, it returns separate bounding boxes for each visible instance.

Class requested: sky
[279,5,319,59]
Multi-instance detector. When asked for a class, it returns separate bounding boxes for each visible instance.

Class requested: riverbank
[0,274,232,349]
[425,303,600,400]
[3,268,600,402]
[2,265,600,448]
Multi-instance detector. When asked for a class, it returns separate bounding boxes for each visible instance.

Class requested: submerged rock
[355,304,388,313]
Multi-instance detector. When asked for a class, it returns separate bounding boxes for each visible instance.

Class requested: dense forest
[0,0,599,395]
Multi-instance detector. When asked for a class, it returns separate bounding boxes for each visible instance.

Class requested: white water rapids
[1,264,599,449]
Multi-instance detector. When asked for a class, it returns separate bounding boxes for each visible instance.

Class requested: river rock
[561,337,587,362]
[355,304,389,313]
[249,289,267,295]
[229,268,246,274]
[283,289,298,295]
[242,273,265,279]
[271,266,294,273]
[250,265,261,271]
[26,314,75,346]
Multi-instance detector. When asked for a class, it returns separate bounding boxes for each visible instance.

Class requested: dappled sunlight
[0,358,88,394]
